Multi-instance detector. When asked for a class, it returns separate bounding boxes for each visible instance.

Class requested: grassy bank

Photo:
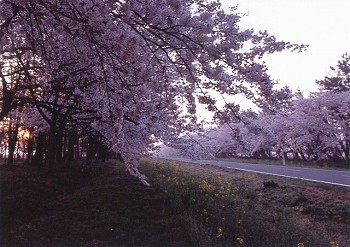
[140,158,350,247]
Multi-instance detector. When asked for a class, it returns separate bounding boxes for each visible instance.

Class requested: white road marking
[227,167,350,188]
[272,167,301,172]
[161,157,350,187]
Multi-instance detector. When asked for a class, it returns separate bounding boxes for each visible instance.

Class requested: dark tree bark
[7,121,20,165]
[24,135,34,165]
[31,132,47,169]
[86,135,97,162]
[339,141,350,165]
[65,132,77,167]
[48,113,58,175]
[55,127,64,165]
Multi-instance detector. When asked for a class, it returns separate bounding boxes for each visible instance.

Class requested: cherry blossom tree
[316,53,350,92]
[232,92,349,165]
[0,0,305,177]
[155,53,350,169]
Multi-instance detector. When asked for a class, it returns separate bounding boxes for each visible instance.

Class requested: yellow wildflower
[216,228,223,238]
[330,240,339,247]
[236,237,244,245]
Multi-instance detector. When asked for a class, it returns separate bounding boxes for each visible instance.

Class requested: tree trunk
[7,121,20,165]
[86,135,96,162]
[75,137,81,159]
[65,132,77,167]
[298,149,307,161]
[24,134,34,165]
[31,132,46,169]
[55,127,64,165]
[48,129,56,175]
[48,113,58,175]
[339,141,350,165]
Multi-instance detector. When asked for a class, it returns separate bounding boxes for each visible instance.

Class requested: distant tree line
[167,54,350,167]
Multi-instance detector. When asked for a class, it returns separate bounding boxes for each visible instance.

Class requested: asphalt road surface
[161,157,350,188]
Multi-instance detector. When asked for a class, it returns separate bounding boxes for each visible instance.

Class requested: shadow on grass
[0,160,193,247]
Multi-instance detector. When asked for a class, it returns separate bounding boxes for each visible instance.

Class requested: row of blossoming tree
[0,0,321,178]
[169,54,350,167]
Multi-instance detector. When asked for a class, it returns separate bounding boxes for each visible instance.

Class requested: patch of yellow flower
[236,237,244,246]
[294,206,304,212]
[330,240,339,247]
[302,217,310,224]
[198,179,216,193]
[216,227,223,239]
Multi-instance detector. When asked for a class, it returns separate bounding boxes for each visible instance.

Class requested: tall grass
[139,157,334,247]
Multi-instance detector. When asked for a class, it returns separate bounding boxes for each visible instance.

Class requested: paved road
[161,157,350,187]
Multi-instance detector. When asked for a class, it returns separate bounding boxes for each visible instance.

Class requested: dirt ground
[0,160,193,247]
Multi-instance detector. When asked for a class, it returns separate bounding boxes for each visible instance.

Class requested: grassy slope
[140,158,350,247]
[0,161,192,247]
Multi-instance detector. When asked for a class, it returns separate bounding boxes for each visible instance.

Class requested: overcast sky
[220,0,350,95]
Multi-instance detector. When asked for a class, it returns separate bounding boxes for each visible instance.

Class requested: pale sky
[220,0,350,95]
